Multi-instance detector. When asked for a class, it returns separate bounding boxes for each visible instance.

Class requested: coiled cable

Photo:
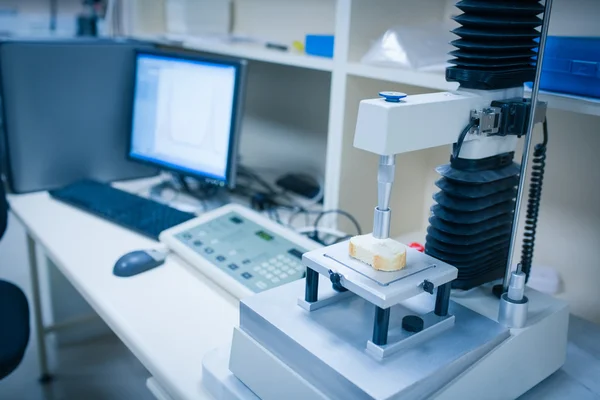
[520,118,549,281]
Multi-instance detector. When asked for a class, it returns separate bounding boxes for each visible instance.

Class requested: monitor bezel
[127,48,246,189]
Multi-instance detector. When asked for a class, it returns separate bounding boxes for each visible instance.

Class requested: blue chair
[0,183,31,380]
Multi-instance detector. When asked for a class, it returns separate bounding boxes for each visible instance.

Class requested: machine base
[203,281,569,400]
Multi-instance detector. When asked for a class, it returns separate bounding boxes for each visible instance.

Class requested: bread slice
[348,234,407,272]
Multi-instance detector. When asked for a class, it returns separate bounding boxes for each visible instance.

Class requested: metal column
[372,307,391,346]
[305,268,319,303]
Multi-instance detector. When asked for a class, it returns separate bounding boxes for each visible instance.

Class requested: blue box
[305,35,334,58]
[540,36,600,98]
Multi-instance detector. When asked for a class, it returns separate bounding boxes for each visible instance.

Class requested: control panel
[159,204,320,298]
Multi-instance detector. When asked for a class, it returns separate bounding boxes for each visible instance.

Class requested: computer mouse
[113,249,167,277]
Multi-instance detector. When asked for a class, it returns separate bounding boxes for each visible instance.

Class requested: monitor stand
[148,173,230,214]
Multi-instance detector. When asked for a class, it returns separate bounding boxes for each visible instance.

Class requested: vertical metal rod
[503,0,554,292]
[27,235,52,382]
[305,268,319,302]
[434,282,452,317]
[372,306,391,346]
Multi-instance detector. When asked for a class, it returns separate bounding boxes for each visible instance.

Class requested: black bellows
[425,0,545,289]
[426,153,521,289]
[446,0,544,90]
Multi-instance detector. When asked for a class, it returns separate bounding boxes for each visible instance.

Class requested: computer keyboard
[49,180,195,240]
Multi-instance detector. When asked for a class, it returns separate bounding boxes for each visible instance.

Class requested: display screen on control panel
[256,230,274,241]
[174,211,310,294]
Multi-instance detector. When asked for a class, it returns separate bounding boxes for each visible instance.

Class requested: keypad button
[229,250,238,256]
[211,239,219,244]
[241,272,253,279]
[193,240,203,246]
[280,273,288,279]
[228,264,239,270]
[286,268,295,274]
[271,277,280,283]
[216,255,226,262]
[269,258,277,263]
[242,259,251,265]
[262,262,269,267]
[259,270,267,275]
[182,233,192,239]
[253,266,261,271]
[276,262,284,268]
[267,266,275,271]
[277,270,286,277]
[277,255,285,260]
[204,247,214,254]
[256,281,267,290]
[198,231,207,236]
[265,273,273,279]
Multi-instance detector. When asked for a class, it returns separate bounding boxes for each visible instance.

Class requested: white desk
[9,188,239,400]
[8,185,600,400]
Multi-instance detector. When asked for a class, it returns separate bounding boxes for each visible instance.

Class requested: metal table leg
[26,235,53,383]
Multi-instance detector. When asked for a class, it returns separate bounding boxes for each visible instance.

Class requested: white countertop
[9,190,239,400]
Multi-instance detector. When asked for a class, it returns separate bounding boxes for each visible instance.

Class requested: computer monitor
[128,50,246,188]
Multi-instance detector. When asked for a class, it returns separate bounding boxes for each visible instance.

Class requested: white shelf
[346,62,459,91]
[537,90,600,117]
[160,35,334,72]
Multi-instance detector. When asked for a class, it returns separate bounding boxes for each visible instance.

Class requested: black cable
[520,118,548,282]
[312,209,362,244]
[453,119,479,159]
[237,166,278,196]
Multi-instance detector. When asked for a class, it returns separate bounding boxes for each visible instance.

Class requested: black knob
[402,315,424,333]
[423,280,434,294]
[328,270,347,292]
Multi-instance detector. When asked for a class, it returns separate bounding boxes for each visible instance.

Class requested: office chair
[0,181,31,380]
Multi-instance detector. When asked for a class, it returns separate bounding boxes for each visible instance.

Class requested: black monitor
[128,50,246,188]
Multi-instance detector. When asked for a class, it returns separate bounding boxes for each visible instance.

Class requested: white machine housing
[354,88,522,159]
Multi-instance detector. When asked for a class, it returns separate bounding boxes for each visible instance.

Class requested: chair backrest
[0,180,6,240]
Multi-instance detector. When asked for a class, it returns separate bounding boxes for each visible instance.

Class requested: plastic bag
[361,23,453,71]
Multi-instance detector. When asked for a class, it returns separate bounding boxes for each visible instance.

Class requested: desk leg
[26,235,53,383]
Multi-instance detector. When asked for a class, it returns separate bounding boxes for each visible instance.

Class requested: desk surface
[9,189,239,400]
[8,186,600,400]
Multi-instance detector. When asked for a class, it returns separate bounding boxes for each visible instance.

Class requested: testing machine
[202,1,569,399]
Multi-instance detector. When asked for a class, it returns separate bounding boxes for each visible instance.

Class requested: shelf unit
[129,0,600,323]
[537,91,600,117]
[161,35,334,72]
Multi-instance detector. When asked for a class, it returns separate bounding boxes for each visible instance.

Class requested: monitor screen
[129,51,242,186]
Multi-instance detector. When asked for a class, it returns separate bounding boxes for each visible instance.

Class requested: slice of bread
[348,234,407,272]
